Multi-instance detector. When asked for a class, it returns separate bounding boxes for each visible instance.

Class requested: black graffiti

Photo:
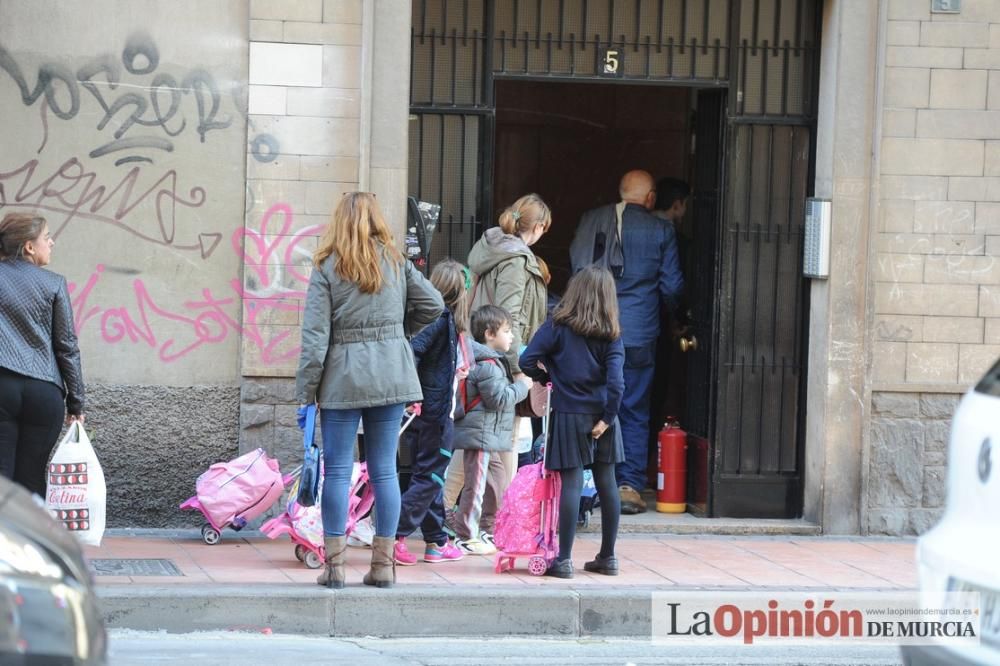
[0,32,237,163]
[250,134,279,163]
[122,31,159,75]
[0,47,79,119]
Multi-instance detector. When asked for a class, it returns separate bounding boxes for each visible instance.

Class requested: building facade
[0,0,996,534]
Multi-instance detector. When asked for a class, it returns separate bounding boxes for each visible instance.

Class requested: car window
[974,358,1000,397]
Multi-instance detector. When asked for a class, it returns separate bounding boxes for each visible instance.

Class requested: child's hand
[591,419,609,439]
[518,374,533,388]
[456,366,470,381]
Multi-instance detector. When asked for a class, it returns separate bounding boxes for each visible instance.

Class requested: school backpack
[493,460,561,554]
[456,333,500,417]
[195,448,284,528]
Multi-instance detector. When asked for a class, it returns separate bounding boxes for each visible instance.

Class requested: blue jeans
[320,403,404,538]
[616,344,656,490]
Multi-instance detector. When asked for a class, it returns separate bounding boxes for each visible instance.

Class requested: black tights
[557,461,620,562]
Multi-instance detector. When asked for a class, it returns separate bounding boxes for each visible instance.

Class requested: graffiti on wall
[0,15,252,378]
[66,202,320,364]
[0,33,234,258]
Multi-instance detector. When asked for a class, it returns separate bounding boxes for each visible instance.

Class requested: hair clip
[511,210,521,221]
[461,266,473,290]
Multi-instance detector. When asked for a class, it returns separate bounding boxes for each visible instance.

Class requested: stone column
[804,0,881,534]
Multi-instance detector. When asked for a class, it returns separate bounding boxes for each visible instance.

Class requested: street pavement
[87,531,918,638]
[108,631,905,665]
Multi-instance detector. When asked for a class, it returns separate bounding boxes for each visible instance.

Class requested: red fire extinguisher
[656,417,687,513]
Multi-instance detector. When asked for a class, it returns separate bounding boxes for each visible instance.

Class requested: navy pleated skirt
[543,411,624,471]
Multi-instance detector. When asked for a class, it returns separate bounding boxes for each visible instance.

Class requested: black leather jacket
[0,258,85,414]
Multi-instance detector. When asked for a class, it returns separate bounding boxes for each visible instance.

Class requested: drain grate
[89,558,182,577]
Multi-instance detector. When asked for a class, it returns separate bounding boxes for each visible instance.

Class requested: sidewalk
[86,530,918,637]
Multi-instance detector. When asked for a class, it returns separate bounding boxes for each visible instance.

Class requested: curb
[98,585,658,637]
[98,584,908,638]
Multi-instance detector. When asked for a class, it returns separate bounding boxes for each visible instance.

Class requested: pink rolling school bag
[180,448,286,544]
[493,384,562,576]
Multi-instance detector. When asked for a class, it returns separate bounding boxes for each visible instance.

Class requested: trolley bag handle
[401,403,422,433]
[540,383,553,475]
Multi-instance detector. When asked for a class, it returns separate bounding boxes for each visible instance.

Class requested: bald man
[569,170,685,514]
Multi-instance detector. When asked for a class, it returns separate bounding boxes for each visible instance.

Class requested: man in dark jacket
[569,170,685,514]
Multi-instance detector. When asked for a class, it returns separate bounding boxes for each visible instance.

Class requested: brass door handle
[679,335,698,353]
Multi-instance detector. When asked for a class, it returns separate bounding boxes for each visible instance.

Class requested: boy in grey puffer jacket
[452,305,531,554]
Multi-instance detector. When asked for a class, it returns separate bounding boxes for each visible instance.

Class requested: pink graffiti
[67,202,323,365]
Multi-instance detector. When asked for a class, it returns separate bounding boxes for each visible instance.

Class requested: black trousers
[395,416,454,546]
[0,368,65,496]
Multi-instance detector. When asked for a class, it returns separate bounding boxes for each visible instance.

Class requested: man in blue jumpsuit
[570,170,685,513]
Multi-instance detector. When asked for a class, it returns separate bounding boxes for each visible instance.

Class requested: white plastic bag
[45,422,106,547]
[515,417,534,454]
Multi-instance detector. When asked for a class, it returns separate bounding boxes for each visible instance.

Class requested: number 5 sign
[599,47,624,77]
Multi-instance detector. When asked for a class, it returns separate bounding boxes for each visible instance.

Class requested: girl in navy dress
[519,266,625,578]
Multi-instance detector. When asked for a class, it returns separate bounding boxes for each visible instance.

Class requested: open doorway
[493,80,692,293]
[492,80,726,512]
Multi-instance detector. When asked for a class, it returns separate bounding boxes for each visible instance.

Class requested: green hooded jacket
[467,227,547,374]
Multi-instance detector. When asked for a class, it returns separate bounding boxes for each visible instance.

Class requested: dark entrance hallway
[492,80,692,293]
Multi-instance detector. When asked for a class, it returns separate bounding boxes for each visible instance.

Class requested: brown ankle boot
[362,536,396,588]
[316,536,347,589]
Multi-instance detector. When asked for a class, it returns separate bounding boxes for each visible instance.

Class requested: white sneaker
[347,515,374,548]
[458,538,497,555]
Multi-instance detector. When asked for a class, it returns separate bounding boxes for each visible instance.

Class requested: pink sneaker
[394,538,418,566]
[424,540,464,563]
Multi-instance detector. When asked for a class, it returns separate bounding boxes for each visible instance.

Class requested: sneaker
[457,538,497,555]
[424,540,464,563]
[394,538,418,566]
[619,485,647,515]
[545,558,574,579]
[583,554,619,576]
[480,532,495,546]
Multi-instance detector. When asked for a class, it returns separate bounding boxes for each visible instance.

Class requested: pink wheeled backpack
[494,384,561,576]
[179,448,288,545]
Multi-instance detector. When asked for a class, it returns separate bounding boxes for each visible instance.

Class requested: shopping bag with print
[45,422,107,547]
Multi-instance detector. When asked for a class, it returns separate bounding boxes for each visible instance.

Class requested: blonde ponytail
[498,193,552,237]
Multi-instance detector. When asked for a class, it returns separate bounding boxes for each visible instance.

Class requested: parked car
[903,358,1000,666]
[0,475,107,665]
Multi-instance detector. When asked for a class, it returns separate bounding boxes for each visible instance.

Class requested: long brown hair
[552,266,621,341]
[497,193,552,238]
[429,258,470,333]
[0,212,46,261]
[314,192,403,294]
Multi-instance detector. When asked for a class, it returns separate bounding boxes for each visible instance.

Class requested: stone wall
[0,1,249,526]
[862,0,1000,536]
[240,377,314,474]
[237,0,412,475]
[874,0,1000,383]
[866,391,957,535]
[86,386,240,527]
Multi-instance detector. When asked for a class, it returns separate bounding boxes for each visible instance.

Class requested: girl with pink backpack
[518,266,626,578]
